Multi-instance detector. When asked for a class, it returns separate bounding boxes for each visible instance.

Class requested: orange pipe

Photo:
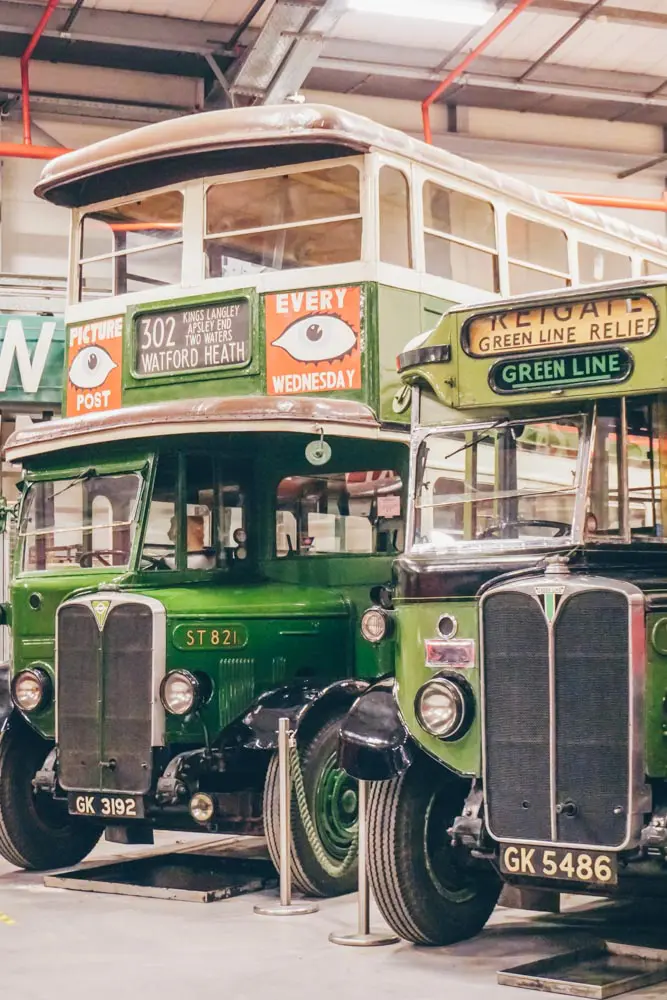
[556,191,667,212]
[422,0,538,144]
[21,0,61,145]
[0,142,69,159]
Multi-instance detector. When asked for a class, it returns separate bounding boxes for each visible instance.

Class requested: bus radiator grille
[101,603,154,794]
[553,590,628,847]
[57,601,154,794]
[482,586,630,849]
[483,591,551,842]
[57,603,102,792]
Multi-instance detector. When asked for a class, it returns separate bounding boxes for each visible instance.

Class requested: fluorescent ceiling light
[345,0,496,25]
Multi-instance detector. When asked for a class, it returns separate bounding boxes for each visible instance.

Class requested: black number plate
[68,793,145,819]
[499,843,617,885]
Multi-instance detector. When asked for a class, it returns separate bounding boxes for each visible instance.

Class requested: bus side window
[579,244,631,283]
[379,166,412,268]
[627,401,665,539]
[276,472,403,556]
[423,182,498,292]
[507,215,569,294]
[143,456,178,568]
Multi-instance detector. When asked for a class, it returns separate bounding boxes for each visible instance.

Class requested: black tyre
[368,755,500,945]
[263,711,358,897]
[0,720,101,870]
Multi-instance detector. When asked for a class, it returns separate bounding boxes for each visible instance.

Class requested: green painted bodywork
[402,282,667,420]
[645,612,667,777]
[12,431,404,744]
[394,598,480,776]
[394,277,667,785]
[11,269,457,757]
[66,282,452,423]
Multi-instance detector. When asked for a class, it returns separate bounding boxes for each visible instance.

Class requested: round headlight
[160,670,201,716]
[360,607,393,643]
[415,678,470,741]
[11,668,51,713]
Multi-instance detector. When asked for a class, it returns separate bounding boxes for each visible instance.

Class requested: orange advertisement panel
[66,317,123,416]
[265,286,362,396]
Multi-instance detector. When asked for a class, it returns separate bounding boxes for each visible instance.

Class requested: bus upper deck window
[78,190,183,301]
[579,244,631,284]
[507,215,569,295]
[204,163,362,277]
[379,167,412,268]
[423,182,498,292]
[643,260,666,277]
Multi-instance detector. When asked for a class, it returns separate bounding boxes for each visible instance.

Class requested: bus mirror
[370,584,393,610]
[305,426,332,467]
[0,497,18,535]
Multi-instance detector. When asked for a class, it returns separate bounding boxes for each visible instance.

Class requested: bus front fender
[337,677,413,781]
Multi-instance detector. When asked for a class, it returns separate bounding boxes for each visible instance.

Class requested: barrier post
[254,717,318,917]
[328,779,399,946]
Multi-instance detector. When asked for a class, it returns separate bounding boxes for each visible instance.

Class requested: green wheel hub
[313,751,358,859]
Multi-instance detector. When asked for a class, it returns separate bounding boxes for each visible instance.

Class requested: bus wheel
[263,711,359,897]
[368,756,500,945]
[0,722,101,870]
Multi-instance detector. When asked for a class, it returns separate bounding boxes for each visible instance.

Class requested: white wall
[0,117,136,279]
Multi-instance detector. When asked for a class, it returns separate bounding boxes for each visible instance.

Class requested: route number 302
[501,844,616,884]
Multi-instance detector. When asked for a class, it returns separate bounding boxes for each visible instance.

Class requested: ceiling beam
[317,56,667,111]
[524,0,667,29]
[0,1,236,55]
[231,0,348,104]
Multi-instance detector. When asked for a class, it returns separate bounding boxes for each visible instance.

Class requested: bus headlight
[160,670,202,716]
[415,677,472,741]
[11,668,51,713]
[360,607,394,643]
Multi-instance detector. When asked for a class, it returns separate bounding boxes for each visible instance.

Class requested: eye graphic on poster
[265,286,362,396]
[66,316,123,416]
[68,346,117,389]
[272,314,357,364]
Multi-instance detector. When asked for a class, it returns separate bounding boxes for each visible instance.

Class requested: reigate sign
[465,294,658,358]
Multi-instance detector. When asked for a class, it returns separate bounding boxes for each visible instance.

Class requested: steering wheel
[78,549,129,568]
[480,519,571,539]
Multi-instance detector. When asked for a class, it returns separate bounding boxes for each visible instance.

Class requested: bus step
[498,941,667,998]
[43,837,277,903]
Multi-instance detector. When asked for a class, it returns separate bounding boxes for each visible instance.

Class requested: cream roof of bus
[5,395,405,463]
[36,103,667,259]
[441,273,667,319]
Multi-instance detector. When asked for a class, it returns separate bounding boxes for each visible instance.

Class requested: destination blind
[465,294,658,358]
[134,300,251,376]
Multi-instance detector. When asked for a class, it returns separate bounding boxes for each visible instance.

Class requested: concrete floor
[1,833,667,1000]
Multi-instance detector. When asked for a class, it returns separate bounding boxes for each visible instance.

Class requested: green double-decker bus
[342,275,667,939]
[0,105,421,894]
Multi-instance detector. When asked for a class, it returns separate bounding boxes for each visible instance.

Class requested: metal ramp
[498,897,667,998]
[44,835,277,903]
[499,941,667,998]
